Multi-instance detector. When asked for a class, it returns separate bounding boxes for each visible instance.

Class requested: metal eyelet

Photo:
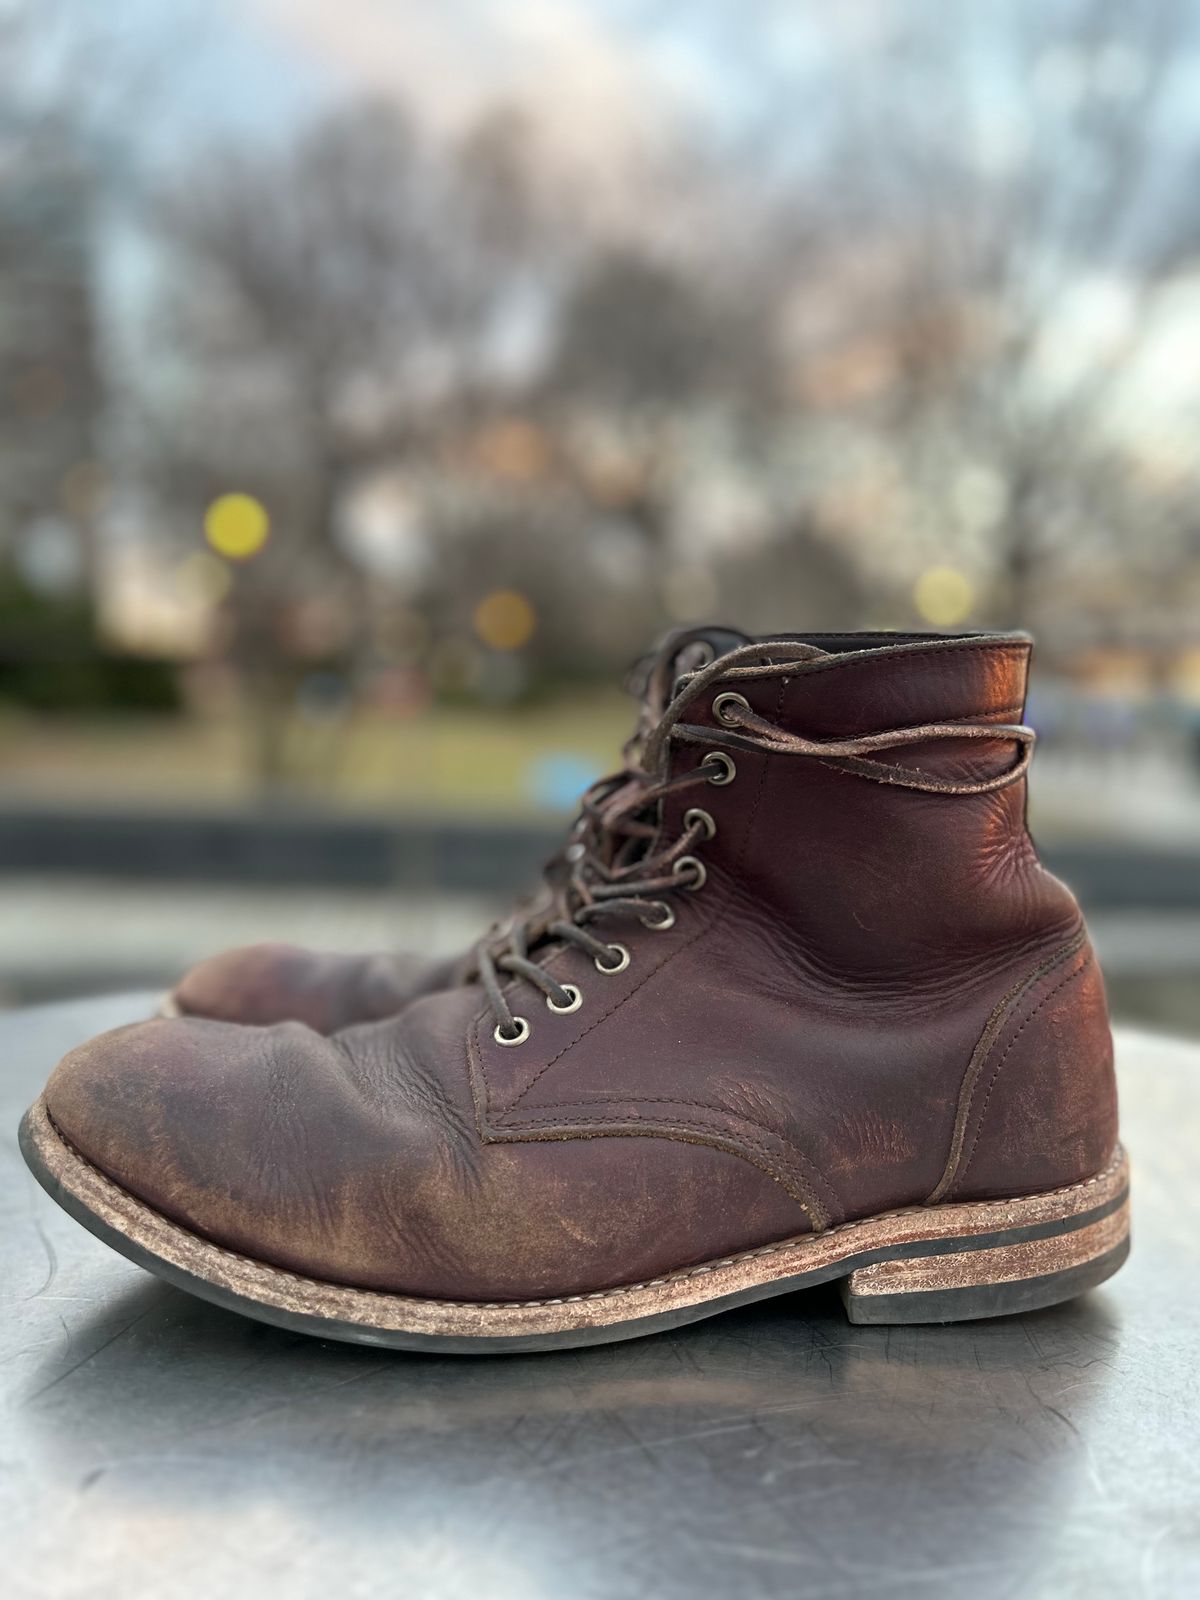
[713,691,751,726]
[683,806,716,840]
[641,900,676,931]
[705,751,737,786]
[494,1016,530,1047]
[546,983,583,1015]
[565,841,586,863]
[594,942,631,975]
[674,855,707,890]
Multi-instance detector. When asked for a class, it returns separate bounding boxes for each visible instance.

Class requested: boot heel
[839,1190,1130,1326]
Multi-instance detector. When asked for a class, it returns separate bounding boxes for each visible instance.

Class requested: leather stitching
[465,1023,826,1224]
[724,639,1027,686]
[40,1101,1123,1314]
[927,929,1087,1202]
[487,1111,823,1204]
[497,1088,840,1219]
[467,643,1028,1230]
[951,952,1093,1197]
[466,674,836,1228]
[501,673,787,1112]
[496,1097,840,1223]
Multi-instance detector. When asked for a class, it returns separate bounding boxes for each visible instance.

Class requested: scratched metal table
[4,995,1198,1599]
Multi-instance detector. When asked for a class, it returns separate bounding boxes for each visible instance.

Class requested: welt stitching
[44,1104,1122,1313]
[955,955,1093,1188]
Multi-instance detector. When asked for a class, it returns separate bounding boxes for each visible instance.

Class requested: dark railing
[1,802,1198,908]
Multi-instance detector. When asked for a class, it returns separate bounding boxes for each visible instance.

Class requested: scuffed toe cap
[44,1014,301,1234]
[38,1000,489,1294]
[172,942,442,1033]
[42,1011,397,1280]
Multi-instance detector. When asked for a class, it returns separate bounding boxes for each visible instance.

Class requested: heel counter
[931,932,1118,1204]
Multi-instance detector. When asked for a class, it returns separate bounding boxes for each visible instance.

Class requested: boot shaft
[657,632,1082,984]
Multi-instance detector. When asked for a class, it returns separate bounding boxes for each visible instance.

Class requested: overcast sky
[21,0,1200,440]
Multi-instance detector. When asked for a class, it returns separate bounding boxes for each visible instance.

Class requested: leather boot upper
[45,631,1118,1301]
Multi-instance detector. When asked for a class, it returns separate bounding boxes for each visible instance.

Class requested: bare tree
[127,100,547,779]
[0,2,104,600]
[736,0,1200,637]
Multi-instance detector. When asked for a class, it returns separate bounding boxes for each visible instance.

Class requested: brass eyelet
[683,806,716,840]
[594,943,631,975]
[713,691,751,727]
[674,855,707,890]
[494,1017,530,1047]
[546,983,583,1015]
[641,900,676,931]
[705,751,737,786]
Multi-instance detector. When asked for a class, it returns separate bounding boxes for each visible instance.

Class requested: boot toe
[45,1016,268,1230]
[172,942,430,1032]
[39,1008,468,1290]
[42,1013,354,1273]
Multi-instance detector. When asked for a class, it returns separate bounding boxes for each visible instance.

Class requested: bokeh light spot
[913,566,974,627]
[60,460,109,520]
[528,753,602,810]
[176,551,233,606]
[474,589,536,651]
[473,419,551,482]
[204,493,270,561]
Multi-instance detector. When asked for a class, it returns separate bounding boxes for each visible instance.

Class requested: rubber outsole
[18,1095,1130,1354]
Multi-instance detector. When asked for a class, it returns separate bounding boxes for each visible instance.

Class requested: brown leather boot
[21,631,1127,1351]
[164,625,747,1030]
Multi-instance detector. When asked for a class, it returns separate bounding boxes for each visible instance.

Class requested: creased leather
[44,631,1118,1301]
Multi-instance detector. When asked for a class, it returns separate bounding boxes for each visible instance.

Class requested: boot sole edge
[19,1095,1129,1354]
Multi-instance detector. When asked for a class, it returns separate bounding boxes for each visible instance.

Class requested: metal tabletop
[4,994,1198,1599]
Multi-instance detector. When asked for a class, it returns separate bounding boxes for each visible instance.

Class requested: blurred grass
[0,690,633,815]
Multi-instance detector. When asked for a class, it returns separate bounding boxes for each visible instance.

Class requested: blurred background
[1,0,1198,1029]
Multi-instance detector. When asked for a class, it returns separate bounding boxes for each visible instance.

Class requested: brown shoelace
[478,641,1035,1045]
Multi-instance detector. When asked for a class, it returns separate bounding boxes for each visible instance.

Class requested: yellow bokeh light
[474,590,536,651]
[204,493,270,561]
[913,566,974,627]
